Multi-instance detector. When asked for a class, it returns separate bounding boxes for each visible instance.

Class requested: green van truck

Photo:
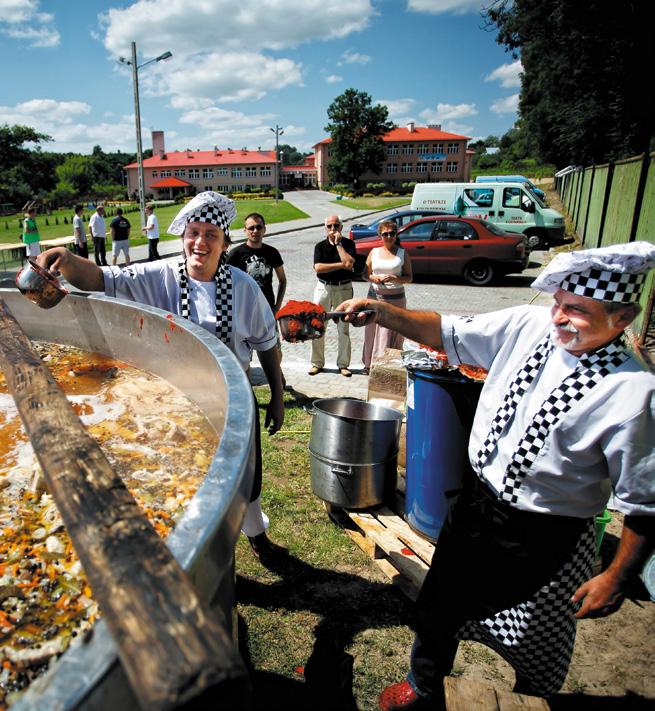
[411,182,565,250]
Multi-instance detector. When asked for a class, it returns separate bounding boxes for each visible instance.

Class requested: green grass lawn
[0,199,309,246]
[332,197,410,210]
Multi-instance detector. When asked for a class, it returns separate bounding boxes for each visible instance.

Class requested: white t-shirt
[370,247,405,295]
[73,214,86,245]
[88,212,106,239]
[101,261,277,371]
[146,214,159,239]
[440,305,655,518]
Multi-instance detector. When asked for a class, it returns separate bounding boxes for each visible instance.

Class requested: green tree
[485,0,654,165]
[56,155,95,196]
[278,144,310,166]
[0,125,53,206]
[325,88,395,192]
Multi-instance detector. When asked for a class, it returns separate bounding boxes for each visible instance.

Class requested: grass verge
[332,197,410,211]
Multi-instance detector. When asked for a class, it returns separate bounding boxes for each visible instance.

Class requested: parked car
[354,216,529,286]
[348,209,451,240]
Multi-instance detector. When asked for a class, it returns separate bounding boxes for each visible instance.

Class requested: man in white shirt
[142,205,160,261]
[38,192,286,567]
[339,242,655,709]
[88,205,108,267]
[72,204,88,259]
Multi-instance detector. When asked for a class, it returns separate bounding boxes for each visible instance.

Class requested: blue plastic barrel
[405,370,482,541]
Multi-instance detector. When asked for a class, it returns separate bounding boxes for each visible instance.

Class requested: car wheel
[463,260,494,286]
[525,231,545,250]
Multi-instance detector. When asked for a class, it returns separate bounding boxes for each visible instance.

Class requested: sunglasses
[326,223,341,229]
[246,224,264,231]
[380,231,397,237]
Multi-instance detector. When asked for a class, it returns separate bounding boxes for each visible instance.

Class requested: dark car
[348,209,450,240]
[354,216,528,286]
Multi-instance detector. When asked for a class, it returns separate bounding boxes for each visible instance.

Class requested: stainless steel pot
[309,398,403,508]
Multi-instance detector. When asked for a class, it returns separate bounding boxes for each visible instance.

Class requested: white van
[411,182,565,249]
[475,174,546,200]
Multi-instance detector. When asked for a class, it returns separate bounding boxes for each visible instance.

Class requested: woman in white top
[362,220,413,374]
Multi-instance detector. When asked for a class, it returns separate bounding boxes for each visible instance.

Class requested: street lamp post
[270,124,284,205]
[119,43,172,226]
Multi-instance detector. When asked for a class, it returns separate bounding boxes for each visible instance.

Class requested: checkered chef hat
[531,241,655,303]
[167,191,237,237]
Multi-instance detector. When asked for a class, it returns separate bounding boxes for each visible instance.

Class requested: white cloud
[325,74,343,84]
[376,98,417,121]
[490,94,519,114]
[146,52,303,104]
[0,0,59,46]
[420,102,477,122]
[407,0,482,15]
[338,49,371,65]
[485,60,522,88]
[101,0,373,58]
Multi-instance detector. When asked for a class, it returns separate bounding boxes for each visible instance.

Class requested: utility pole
[270,124,284,204]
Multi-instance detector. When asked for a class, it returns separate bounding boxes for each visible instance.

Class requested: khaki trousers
[311,281,353,369]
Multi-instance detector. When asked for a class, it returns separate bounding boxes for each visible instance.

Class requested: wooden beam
[0,298,249,711]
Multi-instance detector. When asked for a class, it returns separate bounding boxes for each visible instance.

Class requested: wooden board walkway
[326,502,435,601]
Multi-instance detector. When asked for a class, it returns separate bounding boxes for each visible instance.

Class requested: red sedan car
[354,216,529,286]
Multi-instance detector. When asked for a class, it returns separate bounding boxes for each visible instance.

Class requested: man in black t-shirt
[109,208,131,266]
[227,212,287,313]
[310,214,356,377]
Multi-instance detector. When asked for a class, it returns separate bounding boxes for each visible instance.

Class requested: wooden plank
[0,298,249,711]
[496,688,550,710]
[377,506,435,565]
[444,678,550,711]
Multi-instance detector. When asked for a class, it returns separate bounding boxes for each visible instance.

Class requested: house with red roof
[124,131,278,199]
[280,154,317,188]
[313,123,472,189]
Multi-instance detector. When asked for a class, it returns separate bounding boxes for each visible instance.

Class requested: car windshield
[524,185,546,208]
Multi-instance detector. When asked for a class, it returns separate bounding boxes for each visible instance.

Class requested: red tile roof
[125,149,276,169]
[149,176,192,188]
[314,125,470,147]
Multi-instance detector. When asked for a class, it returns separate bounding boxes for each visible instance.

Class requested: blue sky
[0,0,521,155]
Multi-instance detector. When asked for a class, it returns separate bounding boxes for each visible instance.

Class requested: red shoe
[379,680,426,711]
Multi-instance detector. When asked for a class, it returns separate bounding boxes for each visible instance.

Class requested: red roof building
[313,123,472,189]
[124,131,278,199]
[280,154,317,188]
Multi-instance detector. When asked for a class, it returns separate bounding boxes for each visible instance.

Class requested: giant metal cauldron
[1,289,255,711]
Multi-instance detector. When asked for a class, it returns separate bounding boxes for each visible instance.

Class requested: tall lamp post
[119,43,172,226]
[270,124,284,205]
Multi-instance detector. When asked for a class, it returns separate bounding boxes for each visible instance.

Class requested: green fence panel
[633,154,655,338]
[601,156,642,247]
[585,165,609,247]
[576,167,593,242]
[566,171,579,213]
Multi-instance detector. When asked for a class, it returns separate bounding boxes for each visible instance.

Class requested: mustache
[554,321,579,334]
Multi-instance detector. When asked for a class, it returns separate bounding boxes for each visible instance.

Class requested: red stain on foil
[401,547,414,556]
[163,332,170,344]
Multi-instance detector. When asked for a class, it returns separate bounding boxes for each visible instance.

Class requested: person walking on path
[109,207,131,266]
[72,204,88,259]
[362,219,413,374]
[309,214,356,377]
[142,205,160,261]
[339,241,655,710]
[21,207,41,258]
[88,205,108,267]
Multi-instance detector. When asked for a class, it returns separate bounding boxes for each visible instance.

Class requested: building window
[160,170,171,177]
[416,162,428,173]
[217,167,228,176]
[387,144,399,155]
[417,144,429,153]
[447,143,459,154]
[151,170,158,178]
[231,168,242,178]
[386,163,398,174]
[401,163,413,173]
[432,162,443,173]
[432,143,444,153]
[204,185,212,191]
[401,144,414,155]
[188,168,200,178]
[216,185,228,192]
[202,168,214,179]
[259,166,271,176]
[447,161,458,173]
[261,183,271,190]
[174,169,185,177]
[232,184,243,192]
[245,167,257,177]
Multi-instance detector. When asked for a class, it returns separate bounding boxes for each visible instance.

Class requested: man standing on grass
[88,205,108,267]
[109,207,131,266]
[73,204,88,259]
[142,205,160,261]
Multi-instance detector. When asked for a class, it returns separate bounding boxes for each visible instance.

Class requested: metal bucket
[1,289,255,711]
[309,398,403,508]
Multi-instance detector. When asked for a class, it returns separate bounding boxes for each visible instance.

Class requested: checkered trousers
[475,336,629,504]
[457,520,596,696]
[178,259,233,344]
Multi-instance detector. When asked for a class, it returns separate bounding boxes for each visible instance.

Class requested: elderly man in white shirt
[88,204,108,267]
[339,241,655,710]
[38,192,285,566]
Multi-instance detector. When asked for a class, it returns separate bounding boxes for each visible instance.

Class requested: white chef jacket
[440,305,655,518]
[102,261,277,371]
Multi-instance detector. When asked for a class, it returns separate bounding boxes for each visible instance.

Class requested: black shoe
[248,533,288,568]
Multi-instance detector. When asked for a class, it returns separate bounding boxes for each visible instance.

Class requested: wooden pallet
[326,502,435,601]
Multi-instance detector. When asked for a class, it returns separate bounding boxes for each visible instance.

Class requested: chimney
[214,145,219,155]
[152,130,165,158]
[428,124,442,131]
[407,122,415,133]
[186,148,193,158]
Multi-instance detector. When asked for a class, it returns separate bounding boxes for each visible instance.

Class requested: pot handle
[304,400,319,416]
[331,464,354,477]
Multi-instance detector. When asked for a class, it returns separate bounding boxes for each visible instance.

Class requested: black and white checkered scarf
[177,258,233,345]
[475,334,629,503]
